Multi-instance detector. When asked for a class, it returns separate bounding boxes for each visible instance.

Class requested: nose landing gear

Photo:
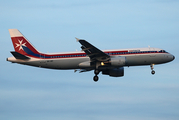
[150,64,155,75]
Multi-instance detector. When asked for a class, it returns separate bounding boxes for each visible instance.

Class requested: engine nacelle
[79,61,91,68]
[110,56,126,66]
[102,67,124,77]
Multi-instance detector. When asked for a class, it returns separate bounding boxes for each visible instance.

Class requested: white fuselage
[7,47,174,70]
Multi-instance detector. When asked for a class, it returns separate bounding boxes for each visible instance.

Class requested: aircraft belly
[47,57,89,69]
[11,57,90,70]
[125,55,147,66]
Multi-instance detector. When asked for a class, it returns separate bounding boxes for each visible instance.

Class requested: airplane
[7,29,175,82]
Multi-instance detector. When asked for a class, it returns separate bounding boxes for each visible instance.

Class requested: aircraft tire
[151,70,155,75]
[93,75,99,82]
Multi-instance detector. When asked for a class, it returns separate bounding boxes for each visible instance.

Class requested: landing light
[101,62,105,66]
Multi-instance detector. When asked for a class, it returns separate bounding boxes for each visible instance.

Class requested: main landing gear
[150,64,155,75]
[93,69,100,82]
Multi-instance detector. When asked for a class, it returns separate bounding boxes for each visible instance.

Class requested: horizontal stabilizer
[11,51,30,60]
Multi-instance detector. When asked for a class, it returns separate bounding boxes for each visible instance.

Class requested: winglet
[75,37,80,42]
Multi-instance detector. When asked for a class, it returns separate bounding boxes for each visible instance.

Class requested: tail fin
[9,29,40,55]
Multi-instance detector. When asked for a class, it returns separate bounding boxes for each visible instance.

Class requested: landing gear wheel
[93,75,99,82]
[150,64,155,75]
[151,70,155,75]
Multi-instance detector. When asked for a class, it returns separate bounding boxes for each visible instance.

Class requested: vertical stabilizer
[9,29,39,55]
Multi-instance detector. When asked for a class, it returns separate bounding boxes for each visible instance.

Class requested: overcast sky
[0,0,179,120]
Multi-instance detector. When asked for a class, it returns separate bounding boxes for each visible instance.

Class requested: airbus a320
[7,29,175,82]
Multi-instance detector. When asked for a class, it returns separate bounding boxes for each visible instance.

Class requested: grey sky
[0,0,179,120]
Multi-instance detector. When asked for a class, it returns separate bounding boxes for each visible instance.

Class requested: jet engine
[102,67,124,77]
[110,56,126,66]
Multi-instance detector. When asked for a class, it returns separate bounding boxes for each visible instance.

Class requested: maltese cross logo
[15,39,27,51]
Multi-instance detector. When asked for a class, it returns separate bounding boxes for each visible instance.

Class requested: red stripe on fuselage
[25,50,167,59]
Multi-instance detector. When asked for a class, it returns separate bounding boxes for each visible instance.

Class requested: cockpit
[159,50,167,53]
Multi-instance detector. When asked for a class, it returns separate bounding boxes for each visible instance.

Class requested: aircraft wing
[78,39,110,62]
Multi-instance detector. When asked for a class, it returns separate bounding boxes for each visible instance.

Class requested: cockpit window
[159,50,167,53]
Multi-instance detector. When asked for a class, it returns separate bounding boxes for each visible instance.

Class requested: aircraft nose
[169,54,175,61]
[167,54,175,62]
[172,55,175,60]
